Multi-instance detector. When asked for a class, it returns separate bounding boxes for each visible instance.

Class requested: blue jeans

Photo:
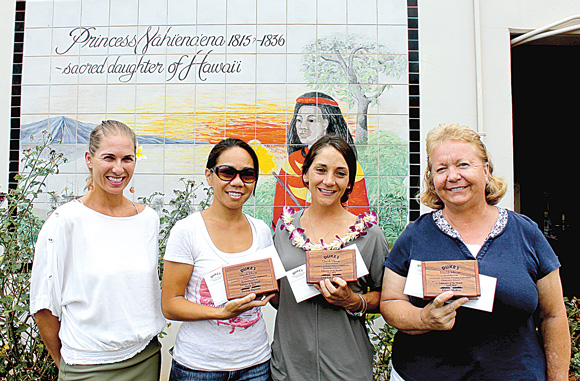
[169,359,271,381]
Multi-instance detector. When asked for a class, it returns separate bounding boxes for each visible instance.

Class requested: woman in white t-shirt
[30,120,166,380]
[162,138,275,381]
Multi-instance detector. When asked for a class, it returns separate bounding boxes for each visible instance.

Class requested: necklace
[280,206,378,251]
[307,209,339,243]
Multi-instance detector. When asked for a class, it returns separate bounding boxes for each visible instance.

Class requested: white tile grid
[164,145,196,175]
[80,0,110,27]
[23,28,52,57]
[24,0,54,28]
[286,0,316,24]
[226,0,257,25]
[20,0,409,199]
[106,84,138,113]
[285,24,315,54]
[139,0,169,26]
[225,84,257,111]
[167,0,197,25]
[347,0,377,25]
[78,84,107,114]
[256,54,287,83]
[256,0,286,24]
[21,55,51,86]
[255,25,287,55]
[50,55,80,85]
[378,0,408,25]
[165,53,198,84]
[110,0,139,26]
[224,54,257,84]
[52,0,81,28]
[164,83,196,112]
[48,85,79,115]
[375,85,410,115]
[376,114,410,141]
[318,0,348,25]
[197,0,226,24]
[164,25,199,54]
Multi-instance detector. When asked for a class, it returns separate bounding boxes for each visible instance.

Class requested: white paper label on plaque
[287,264,320,303]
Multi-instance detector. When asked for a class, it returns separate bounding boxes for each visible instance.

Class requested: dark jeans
[169,359,271,381]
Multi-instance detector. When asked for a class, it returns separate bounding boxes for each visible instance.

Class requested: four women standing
[30,120,571,380]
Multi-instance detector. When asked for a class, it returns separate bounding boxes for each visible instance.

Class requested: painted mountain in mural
[20,116,202,144]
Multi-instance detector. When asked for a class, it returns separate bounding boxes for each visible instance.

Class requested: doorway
[511,40,578,298]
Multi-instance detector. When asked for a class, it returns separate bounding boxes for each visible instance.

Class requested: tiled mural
[18,0,410,242]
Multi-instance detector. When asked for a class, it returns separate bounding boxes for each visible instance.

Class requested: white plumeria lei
[279,206,378,251]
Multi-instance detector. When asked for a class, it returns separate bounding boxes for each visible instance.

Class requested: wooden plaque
[421,260,480,298]
[305,248,357,284]
[222,258,278,300]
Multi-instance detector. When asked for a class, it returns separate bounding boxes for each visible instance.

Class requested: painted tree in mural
[301,34,407,141]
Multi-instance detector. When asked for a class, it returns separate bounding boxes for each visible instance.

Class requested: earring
[130,186,135,193]
[89,184,94,191]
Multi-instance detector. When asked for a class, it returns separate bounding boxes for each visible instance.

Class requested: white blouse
[30,201,166,365]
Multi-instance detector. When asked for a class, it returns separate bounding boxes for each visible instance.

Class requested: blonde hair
[85,120,137,190]
[419,123,507,209]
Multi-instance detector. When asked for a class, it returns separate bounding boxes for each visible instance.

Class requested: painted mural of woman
[272,92,369,227]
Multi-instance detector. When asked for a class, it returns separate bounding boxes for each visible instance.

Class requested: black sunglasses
[210,165,257,184]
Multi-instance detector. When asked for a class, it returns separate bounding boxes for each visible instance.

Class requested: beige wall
[418,0,580,212]
[0,0,15,192]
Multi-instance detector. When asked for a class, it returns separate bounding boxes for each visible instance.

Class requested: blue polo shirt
[384,209,560,381]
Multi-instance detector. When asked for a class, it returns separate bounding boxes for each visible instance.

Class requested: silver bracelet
[345,294,367,317]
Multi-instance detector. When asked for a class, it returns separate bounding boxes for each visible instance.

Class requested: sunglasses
[210,165,258,183]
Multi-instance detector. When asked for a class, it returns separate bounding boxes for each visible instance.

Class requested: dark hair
[206,138,260,183]
[301,135,357,204]
[287,92,356,156]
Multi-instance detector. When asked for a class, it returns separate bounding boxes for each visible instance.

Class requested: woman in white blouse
[30,120,166,380]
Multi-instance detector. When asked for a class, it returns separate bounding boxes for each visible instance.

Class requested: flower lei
[279,206,378,251]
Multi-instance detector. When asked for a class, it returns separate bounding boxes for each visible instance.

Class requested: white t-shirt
[466,243,482,257]
[30,201,166,365]
[164,212,272,371]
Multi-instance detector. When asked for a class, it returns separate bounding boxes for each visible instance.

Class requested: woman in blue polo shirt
[380,123,570,380]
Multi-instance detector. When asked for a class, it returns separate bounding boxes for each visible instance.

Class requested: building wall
[0,0,15,192]
[418,0,580,212]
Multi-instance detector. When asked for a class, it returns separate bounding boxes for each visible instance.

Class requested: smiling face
[302,146,350,208]
[205,146,256,210]
[295,105,329,145]
[430,139,490,212]
[85,134,136,195]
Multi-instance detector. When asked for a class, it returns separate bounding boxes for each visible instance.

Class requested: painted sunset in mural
[19,0,410,241]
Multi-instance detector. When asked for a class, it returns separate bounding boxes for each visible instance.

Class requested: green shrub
[566,297,580,378]
[138,178,212,278]
[366,314,397,380]
[0,133,65,380]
